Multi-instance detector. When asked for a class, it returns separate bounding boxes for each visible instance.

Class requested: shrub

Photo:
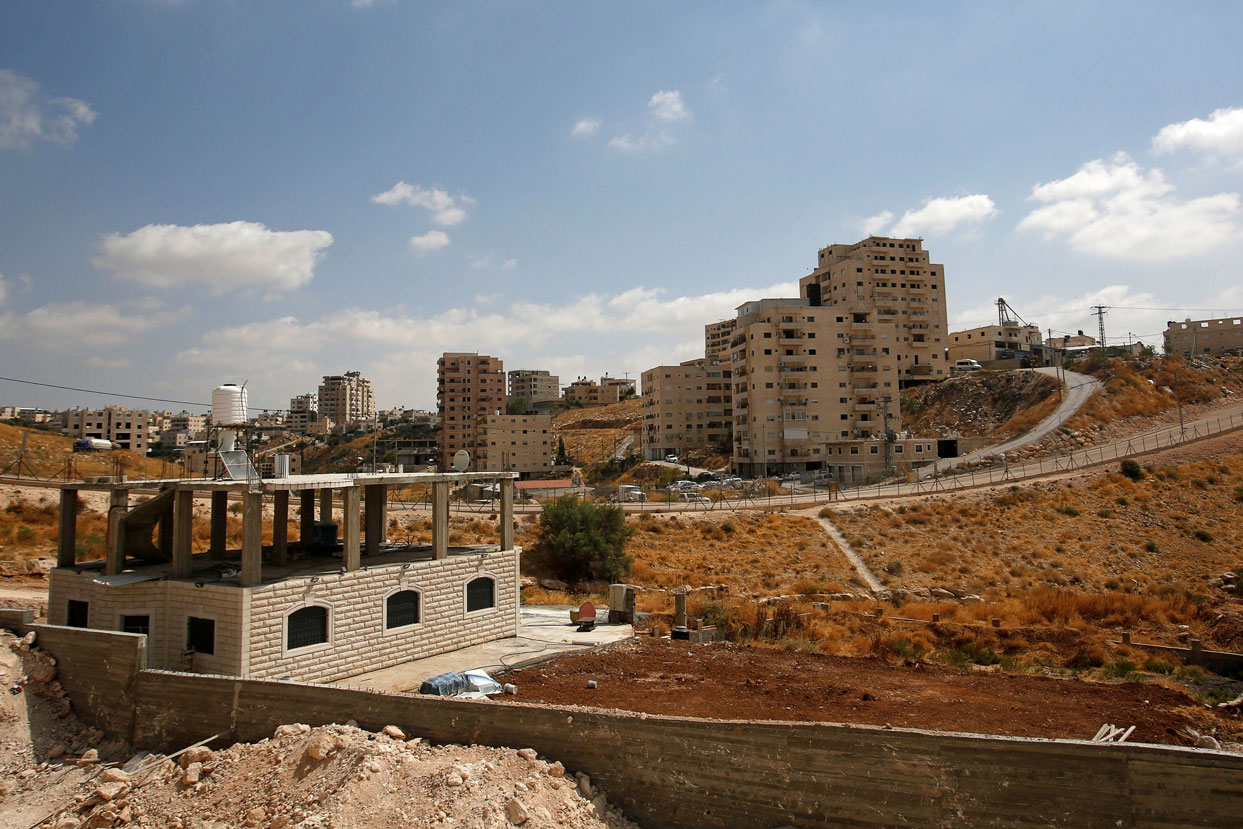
[699,600,730,628]
[1054,505,1081,517]
[1103,658,1138,679]
[1145,540,1159,553]
[536,496,634,583]
[1120,459,1144,481]
[1066,644,1108,670]
[1142,657,1175,675]
[1192,529,1213,543]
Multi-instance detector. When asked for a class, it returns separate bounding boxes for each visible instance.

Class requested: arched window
[287,605,329,650]
[466,576,496,613]
[386,590,421,629]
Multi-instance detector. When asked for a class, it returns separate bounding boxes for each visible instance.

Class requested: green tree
[507,396,531,415]
[555,436,570,466]
[536,496,633,583]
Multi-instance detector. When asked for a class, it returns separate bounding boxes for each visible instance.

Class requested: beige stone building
[731,236,948,480]
[474,413,554,476]
[1046,331,1096,349]
[639,359,732,461]
[288,393,320,434]
[61,406,153,454]
[438,353,506,469]
[317,372,374,427]
[564,377,634,408]
[507,370,560,405]
[705,318,737,360]
[48,470,520,683]
[948,322,1044,364]
[1164,317,1243,357]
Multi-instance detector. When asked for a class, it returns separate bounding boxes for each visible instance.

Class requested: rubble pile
[901,371,1058,438]
[47,723,636,829]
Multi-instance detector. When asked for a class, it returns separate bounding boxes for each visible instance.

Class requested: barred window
[386,590,420,629]
[466,577,495,613]
[287,606,328,650]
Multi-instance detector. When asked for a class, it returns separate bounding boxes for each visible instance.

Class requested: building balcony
[910,338,932,347]
[845,333,876,344]
[854,401,877,411]
[850,320,874,331]
[910,364,934,376]
[853,383,879,392]
[850,364,879,374]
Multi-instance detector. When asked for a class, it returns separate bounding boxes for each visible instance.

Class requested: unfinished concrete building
[474,413,554,476]
[507,370,560,406]
[61,407,153,454]
[49,470,519,683]
[437,353,506,470]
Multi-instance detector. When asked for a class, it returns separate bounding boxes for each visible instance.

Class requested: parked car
[665,454,680,463]
[678,493,711,504]
[953,359,983,372]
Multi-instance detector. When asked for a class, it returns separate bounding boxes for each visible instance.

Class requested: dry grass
[1069,354,1243,428]
[0,423,170,480]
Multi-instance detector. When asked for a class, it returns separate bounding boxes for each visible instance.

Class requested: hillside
[0,423,168,480]
[553,399,642,466]
[900,370,1060,437]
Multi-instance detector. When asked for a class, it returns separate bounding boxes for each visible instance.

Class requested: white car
[665,454,680,463]
[953,359,983,372]
[678,493,711,504]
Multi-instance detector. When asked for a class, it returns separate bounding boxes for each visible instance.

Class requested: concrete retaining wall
[125,670,1243,828]
[29,624,146,741]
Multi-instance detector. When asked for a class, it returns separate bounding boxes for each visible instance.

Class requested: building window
[287,605,329,650]
[67,600,89,628]
[386,590,421,629]
[122,614,150,635]
[187,616,215,655]
[466,576,496,613]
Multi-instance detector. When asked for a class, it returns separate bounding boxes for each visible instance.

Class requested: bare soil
[496,637,1241,747]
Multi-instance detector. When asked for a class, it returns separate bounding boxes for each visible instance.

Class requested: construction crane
[996,297,1031,328]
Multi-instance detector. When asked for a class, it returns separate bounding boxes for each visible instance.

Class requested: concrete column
[674,591,688,629]
[57,488,78,568]
[432,480,449,560]
[499,477,514,551]
[172,488,194,578]
[240,490,263,587]
[364,484,384,556]
[105,489,129,576]
[272,489,289,567]
[299,489,315,544]
[319,488,333,523]
[379,491,388,544]
[209,491,228,559]
[157,494,174,560]
[342,486,361,572]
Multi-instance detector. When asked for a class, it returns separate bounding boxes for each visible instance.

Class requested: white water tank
[212,384,248,426]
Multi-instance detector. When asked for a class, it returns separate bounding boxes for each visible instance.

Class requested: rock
[268,817,291,829]
[962,594,984,603]
[381,725,405,740]
[516,748,537,761]
[445,772,464,787]
[505,798,529,825]
[180,747,213,767]
[99,767,131,784]
[0,779,15,796]
[576,773,592,798]
[21,631,36,647]
[54,818,77,829]
[95,781,129,801]
[182,762,202,786]
[274,724,310,739]
[547,761,564,778]
[46,743,67,760]
[405,738,424,749]
[303,732,335,762]
[77,748,99,765]
[1194,734,1222,750]
[930,588,957,599]
[538,578,568,591]
[244,807,267,827]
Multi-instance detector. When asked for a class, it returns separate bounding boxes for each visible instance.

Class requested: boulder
[505,799,529,825]
[381,725,406,740]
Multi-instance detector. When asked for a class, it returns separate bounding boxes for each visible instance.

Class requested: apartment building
[437,352,506,469]
[1164,317,1243,357]
[317,372,374,426]
[61,406,152,454]
[731,236,949,481]
[474,413,554,476]
[947,322,1044,364]
[705,318,737,360]
[287,393,319,434]
[564,376,635,408]
[639,359,733,461]
[1046,331,1096,349]
[507,370,560,405]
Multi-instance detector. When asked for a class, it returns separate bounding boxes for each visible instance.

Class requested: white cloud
[571,117,601,138]
[0,69,96,150]
[860,210,894,236]
[370,182,473,226]
[467,253,517,270]
[409,230,450,252]
[609,89,692,153]
[1154,107,1243,163]
[648,90,690,123]
[1018,154,1241,260]
[0,299,189,349]
[0,273,7,307]
[93,221,333,295]
[887,195,997,238]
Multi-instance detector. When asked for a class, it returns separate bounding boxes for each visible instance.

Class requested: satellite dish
[452,449,470,472]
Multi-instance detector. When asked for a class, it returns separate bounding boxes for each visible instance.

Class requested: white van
[953,359,983,372]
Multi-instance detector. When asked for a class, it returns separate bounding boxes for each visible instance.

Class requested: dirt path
[813,514,883,593]
[496,638,1240,747]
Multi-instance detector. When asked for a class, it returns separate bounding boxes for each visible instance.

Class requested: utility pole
[1092,305,1109,376]
[879,395,895,478]
[1174,364,1185,436]
[1048,328,1062,402]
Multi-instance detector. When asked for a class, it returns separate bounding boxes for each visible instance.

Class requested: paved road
[918,367,1102,479]
[647,459,716,478]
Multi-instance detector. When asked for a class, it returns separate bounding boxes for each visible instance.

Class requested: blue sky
[3,1,1243,413]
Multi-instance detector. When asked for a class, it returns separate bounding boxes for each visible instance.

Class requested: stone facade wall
[244,549,519,682]
[46,570,245,675]
[123,669,1243,829]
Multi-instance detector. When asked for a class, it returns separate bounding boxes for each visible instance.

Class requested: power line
[0,375,282,412]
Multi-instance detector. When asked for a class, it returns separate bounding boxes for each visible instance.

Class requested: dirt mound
[47,723,635,829]
[901,371,1059,437]
[0,423,168,481]
[553,400,642,431]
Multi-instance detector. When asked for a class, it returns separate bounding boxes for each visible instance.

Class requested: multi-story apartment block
[705,318,737,360]
[731,236,949,481]
[317,372,374,426]
[61,406,152,454]
[288,393,319,434]
[563,376,635,408]
[947,322,1044,365]
[437,353,506,469]
[639,359,733,461]
[166,412,209,435]
[507,370,560,405]
[474,413,554,476]
[1164,317,1243,357]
